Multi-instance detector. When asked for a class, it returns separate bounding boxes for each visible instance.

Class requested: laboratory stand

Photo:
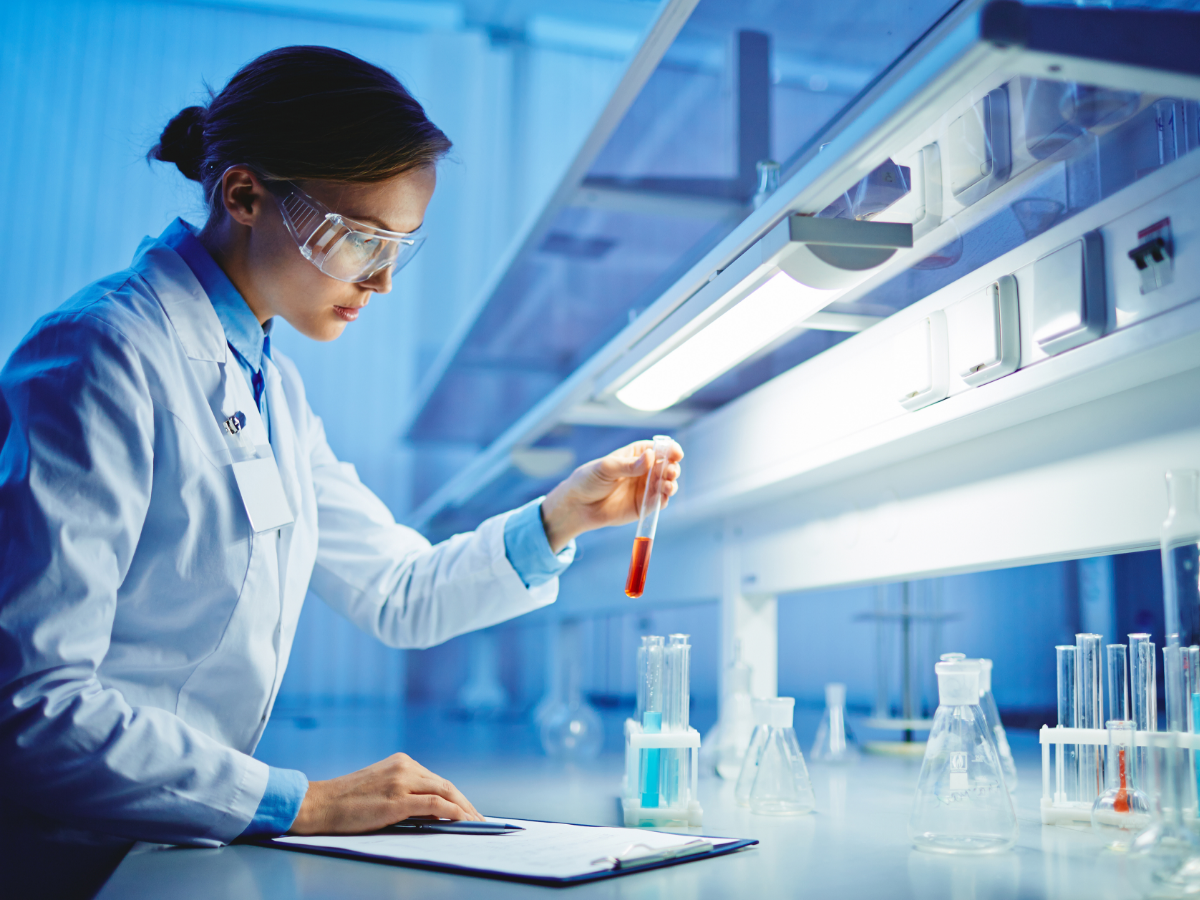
[98,708,1165,899]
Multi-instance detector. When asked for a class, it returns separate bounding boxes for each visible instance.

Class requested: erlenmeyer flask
[1092,720,1151,849]
[735,699,775,807]
[811,683,860,763]
[747,697,816,816]
[977,659,1018,791]
[909,656,1017,854]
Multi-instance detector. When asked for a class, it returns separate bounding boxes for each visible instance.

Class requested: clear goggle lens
[278,185,424,283]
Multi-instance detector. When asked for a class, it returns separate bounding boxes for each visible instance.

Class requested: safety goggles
[276,183,425,283]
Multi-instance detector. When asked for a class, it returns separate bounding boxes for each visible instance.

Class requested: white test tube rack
[1039,725,1200,825]
[622,719,703,828]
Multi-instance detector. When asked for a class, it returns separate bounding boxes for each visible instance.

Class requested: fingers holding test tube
[539,437,684,554]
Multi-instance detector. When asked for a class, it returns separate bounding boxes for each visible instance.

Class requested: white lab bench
[95,745,1153,899]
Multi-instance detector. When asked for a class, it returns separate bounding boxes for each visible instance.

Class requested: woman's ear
[218,166,268,227]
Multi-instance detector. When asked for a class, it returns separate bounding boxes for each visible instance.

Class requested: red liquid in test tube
[624,435,671,599]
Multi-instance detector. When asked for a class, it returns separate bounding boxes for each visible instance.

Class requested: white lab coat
[0,235,557,847]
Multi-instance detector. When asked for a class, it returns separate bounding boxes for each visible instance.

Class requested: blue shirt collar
[160,218,272,372]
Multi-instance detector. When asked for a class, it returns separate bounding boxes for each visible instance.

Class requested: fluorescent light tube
[615,272,838,412]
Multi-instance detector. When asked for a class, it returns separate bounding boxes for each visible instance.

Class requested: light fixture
[616,273,836,411]
[606,215,913,412]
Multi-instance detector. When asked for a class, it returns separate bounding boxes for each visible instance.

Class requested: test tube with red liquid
[625,435,672,599]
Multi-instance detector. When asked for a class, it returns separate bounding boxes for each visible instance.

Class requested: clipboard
[263,817,757,886]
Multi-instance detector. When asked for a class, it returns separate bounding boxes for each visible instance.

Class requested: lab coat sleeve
[0,310,269,846]
[305,415,559,650]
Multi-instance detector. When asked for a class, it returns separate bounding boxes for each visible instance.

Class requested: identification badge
[232,456,295,532]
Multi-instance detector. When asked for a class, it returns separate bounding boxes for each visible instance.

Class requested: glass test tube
[1191,646,1200,812]
[663,634,691,807]
[625,435,672,599]
[1076,634,1104,802]
[1057,645,1079,801]
[640,636,664,808]
[1130,633,1157,790]
[635,636,649,724]
[1106,644,1129,723]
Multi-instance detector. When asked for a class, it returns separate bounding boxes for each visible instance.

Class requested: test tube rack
[1038,725,1200,825]
[622,719,703,828]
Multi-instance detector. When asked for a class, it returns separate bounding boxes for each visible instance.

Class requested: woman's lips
[333,306,360,322]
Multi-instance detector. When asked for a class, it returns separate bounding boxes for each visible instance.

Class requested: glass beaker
[977,659,1017,792]
[1091,720,1151,850]
[811,682,860,763]
[747,697,816,816]
[909,656,1017,854]
[735,698,775,807]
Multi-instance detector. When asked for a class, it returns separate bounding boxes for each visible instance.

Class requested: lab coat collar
[159,219,272,374]
[130,232,228,363]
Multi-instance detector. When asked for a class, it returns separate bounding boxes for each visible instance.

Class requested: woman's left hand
[539,439,684,554]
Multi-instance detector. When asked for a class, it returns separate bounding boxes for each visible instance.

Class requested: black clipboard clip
[590,839,713,870]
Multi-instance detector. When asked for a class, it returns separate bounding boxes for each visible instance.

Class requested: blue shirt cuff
[240,766,308,838]
[503,497,576,588]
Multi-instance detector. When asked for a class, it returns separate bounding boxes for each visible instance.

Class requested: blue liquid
[641,711,661,808]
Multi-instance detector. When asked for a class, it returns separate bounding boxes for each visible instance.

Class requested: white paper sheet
[271,819,741,880]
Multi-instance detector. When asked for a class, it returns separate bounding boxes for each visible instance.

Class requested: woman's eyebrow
[345,212,400,231]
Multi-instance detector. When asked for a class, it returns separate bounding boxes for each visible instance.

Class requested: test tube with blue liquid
[639,636,664,808]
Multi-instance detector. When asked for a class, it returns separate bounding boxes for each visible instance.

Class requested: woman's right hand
[288,752,484,834]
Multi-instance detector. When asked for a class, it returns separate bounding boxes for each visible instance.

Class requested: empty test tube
[625,435,672,599]
[1107,644,1129,723]
[1130,634,1157,789]
[1057,645,1079,802]
[1165,644,1187,732]
[1077,634,1104,801]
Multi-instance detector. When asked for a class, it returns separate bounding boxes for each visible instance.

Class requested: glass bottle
[909,656,1017,854]
[734,698,775,807]
[976,659,1017,791]
[811,682,860,763]
[1091,720,1151,849]
[747,697,816,816]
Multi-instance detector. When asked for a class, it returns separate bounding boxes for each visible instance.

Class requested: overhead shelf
[408,0,1200,564]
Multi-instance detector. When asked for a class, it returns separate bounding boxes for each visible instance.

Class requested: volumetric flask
[747,697,816,816]
[909,656,1017,854]
[1091,720,1151,850]
[977,660,1017,792]
[625,435,672,598]
[735,699,778,807]
[811,683,859,764]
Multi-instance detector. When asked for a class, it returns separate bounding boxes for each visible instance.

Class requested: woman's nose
[362,265,393,295]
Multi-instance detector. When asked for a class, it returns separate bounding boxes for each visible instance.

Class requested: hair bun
[150,105,207,182]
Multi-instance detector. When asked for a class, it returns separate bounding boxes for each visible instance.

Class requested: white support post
[720,527,778,721]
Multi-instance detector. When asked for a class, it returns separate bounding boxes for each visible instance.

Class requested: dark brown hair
[149,46,451,213]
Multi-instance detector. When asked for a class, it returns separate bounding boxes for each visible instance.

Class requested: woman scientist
[0,45,682,876]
